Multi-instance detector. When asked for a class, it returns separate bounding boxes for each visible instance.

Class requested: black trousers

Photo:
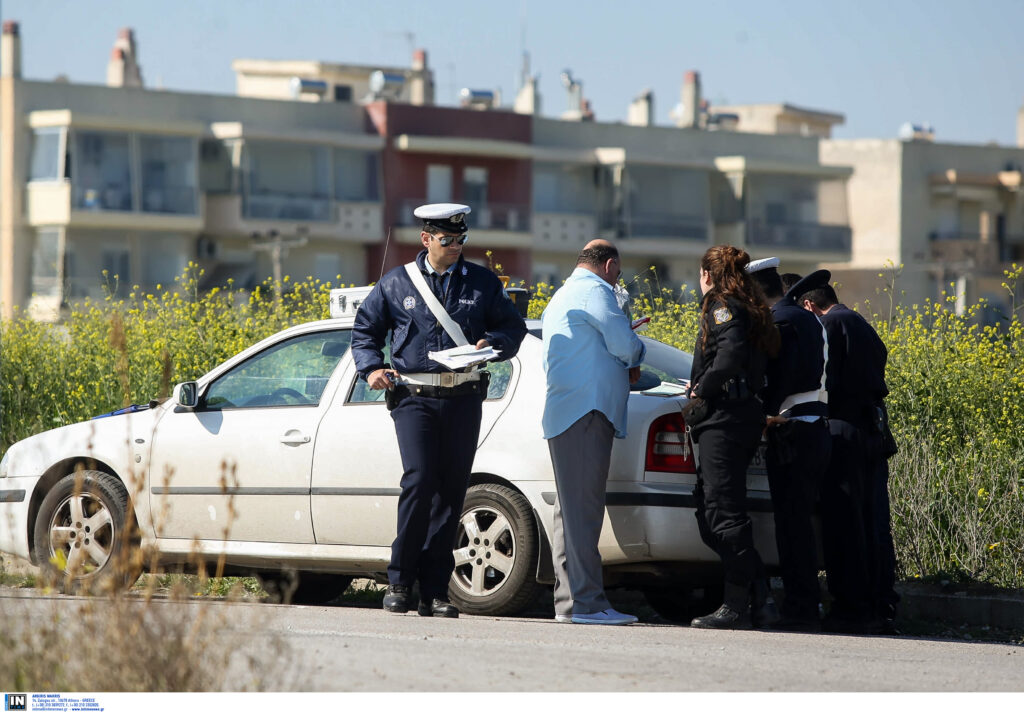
[388,392,482,599]
[696,420,765,609]
[864,438,899,619]
[766,418,831,620]
[820,419,872,621]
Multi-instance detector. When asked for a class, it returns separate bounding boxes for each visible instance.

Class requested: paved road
[1,589,1022,691]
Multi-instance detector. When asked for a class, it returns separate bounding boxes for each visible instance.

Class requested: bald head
[577,239,621,285]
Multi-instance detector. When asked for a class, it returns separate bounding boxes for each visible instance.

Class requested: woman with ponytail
[686,245,780,630]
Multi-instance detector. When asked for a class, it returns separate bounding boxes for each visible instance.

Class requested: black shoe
[383,584,411,613]
[690,604,751,630]
[751,598,781,629]
[418,597,459,618]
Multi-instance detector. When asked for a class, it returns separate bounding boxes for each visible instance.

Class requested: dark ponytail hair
[699,245,779,356]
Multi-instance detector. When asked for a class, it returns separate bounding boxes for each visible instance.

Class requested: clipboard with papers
[428,344,501,371]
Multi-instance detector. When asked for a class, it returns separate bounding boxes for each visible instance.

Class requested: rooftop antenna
[378,225,393,281]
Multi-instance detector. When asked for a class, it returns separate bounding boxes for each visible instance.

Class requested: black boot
[690,603,752,629]
[382,584,411,613]
[690,583,751,630]
[751,579,781,629]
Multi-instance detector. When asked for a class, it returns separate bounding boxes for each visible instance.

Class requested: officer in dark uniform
[687,245,780,629]
[748,260,831,631]
[796,274,898,633]
[352,203,527,618]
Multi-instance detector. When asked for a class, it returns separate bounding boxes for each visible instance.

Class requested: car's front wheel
[449,483,539,616]
[32,470,140,594]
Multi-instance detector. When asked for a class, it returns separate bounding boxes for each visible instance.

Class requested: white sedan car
[0,299,777,619]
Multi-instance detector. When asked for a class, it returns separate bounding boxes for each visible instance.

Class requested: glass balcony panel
[73,131,133,211]
[140,135,198,215]
[334,149,379,201]
[245,142,331,221]
[29,129,63,182]
[747,220,851,252]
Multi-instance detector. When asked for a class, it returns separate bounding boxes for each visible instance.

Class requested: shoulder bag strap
[404,262,469,346]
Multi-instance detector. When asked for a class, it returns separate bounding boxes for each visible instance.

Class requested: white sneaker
[571,608,638,625]
[554,614,573,624]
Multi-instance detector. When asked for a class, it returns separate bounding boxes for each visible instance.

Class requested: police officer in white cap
[747,259,831,631]
[352,203,527,618]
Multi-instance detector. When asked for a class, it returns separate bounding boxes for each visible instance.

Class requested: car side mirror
[173,381,199,409]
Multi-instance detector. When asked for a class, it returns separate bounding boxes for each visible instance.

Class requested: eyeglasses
[434,234,469,247]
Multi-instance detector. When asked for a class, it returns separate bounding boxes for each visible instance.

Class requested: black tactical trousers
[864,438,900,620]
[696,420,766,609]
[820,419,872,622]
[766,418,831,620]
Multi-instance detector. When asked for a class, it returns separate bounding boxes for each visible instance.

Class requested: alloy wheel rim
[47,492,114,578]
[452,505,516,598]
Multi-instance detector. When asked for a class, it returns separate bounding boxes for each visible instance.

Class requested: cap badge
[713,307,733,325]
[403,296,416,310]
[451,213,464,224]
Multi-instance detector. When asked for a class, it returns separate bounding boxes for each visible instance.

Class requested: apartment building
[9,20,1018,323]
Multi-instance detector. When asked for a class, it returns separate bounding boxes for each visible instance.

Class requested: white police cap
[746,256,780,274]
[414,203,472,234]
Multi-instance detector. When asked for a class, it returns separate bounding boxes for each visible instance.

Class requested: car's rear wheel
[257,571,354,605]
[32,470,140,594]
[642,582,724,623]
[449,483,539,616]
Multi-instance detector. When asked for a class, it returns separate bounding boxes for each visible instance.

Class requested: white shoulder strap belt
[404,262,469,347]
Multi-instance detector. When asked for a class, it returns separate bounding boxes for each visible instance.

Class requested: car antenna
[378,225,393,282]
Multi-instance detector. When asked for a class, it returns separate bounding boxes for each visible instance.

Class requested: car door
[310,359,519,546]
[150,328,352,544]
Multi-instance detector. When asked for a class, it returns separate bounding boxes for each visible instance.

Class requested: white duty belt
[400,372,482,388]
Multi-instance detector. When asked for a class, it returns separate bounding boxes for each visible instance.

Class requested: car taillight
[645,412,696,474]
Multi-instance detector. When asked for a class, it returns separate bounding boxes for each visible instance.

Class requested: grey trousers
[549,410,614,617]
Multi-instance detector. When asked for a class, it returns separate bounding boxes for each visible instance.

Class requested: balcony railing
[398,200,530,232]
[600,210,707,240]
[747,220,851,252]
[243,192,332,222]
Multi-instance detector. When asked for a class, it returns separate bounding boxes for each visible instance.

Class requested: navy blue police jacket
[762,295,828,417]
[819,303,888,429]
[351,251,527,378]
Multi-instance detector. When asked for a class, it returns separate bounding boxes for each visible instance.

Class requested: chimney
[409,48,433,105]
[678,70,701,128]
[627,89,654,127]
[1,21,22,79]
[106,27,143,88]
[560,70,586,121]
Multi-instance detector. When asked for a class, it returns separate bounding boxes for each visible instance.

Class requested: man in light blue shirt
[541,239,646,625]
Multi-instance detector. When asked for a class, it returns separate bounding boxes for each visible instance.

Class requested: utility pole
[250,227,308,306]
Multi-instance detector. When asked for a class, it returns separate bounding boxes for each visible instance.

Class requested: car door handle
[280,431,311,445]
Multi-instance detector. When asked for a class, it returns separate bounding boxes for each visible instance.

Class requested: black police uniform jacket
[818,303,888,429]
[352,250,527,378]
[689,294,768,436]
[762,295,827,417]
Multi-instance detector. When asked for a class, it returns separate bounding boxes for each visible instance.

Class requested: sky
[4,0,1024,146]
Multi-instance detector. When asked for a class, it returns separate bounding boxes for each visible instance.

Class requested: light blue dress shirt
[541,267,646,439]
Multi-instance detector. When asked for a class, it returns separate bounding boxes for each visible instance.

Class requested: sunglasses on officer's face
[433,234,469,247]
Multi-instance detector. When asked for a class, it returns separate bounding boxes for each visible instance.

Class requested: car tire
[449,483,539,616]
[32,470,140,594]
[257,571,354,605]
[642,582,725,623]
